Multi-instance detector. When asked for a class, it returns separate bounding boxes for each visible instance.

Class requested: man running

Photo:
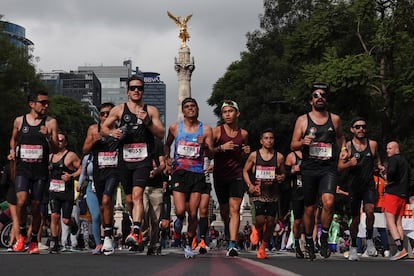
[338,117,385,261]
[290,83,347,260]
[164,97,214,258]
[213,100,250,257]
[102,75,164,250]
[8,90,59,254]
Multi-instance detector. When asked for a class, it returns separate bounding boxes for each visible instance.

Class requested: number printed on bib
[123,143,148,162]
[255,165,276,181]
[20,144,43,162]
[49,179,65,192]
[309,142,332,160]
[98,151,118,168]
[176,141,200,159]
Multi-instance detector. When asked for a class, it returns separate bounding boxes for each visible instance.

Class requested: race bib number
[255,165,276,183]
[49,179,65,192]
[177,141,200,159]
[20,144,43,162]
[98,151,118,168]
[309,142,332,160]
[123,143,148,162]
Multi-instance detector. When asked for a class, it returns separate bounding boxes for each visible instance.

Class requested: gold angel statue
[167,11,193,48]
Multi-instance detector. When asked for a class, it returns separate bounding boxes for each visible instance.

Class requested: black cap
[350,116,366,126]
[311,83,330,94]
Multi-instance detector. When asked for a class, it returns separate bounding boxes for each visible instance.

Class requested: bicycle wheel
[0,221,13,247]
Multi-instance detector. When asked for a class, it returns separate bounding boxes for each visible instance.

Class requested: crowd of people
[0,77,412,262]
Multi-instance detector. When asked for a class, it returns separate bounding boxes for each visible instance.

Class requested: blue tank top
[173,120,204,173]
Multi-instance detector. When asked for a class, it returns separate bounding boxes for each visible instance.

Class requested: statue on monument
[167,11,193,48]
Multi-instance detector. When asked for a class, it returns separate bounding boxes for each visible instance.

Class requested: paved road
[0,247,413,276]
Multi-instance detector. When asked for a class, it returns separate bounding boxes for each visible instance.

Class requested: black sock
[395,239,403,251]
[199,217,208,240]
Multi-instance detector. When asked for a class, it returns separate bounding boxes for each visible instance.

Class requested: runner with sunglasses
[338,117,385,261]
[290,83,347,260]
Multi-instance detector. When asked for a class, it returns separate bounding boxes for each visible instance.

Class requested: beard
[313,102,327,112]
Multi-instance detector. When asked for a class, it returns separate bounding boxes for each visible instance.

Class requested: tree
[208,0,414,181]
[47,96,95,155]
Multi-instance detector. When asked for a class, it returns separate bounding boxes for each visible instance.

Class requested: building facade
[0,20,34,49]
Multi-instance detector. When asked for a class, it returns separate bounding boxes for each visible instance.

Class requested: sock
[19,225,27,237]
[31,232,38,243]
[395,239,403,251]
[351,238,357,248]
[199,217,208,240]
[104,224,113,237]
[133,222,141,234]
[228,240,236,249]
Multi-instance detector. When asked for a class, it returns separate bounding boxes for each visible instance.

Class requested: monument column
[167,11,195,120]
[175,47,195,120]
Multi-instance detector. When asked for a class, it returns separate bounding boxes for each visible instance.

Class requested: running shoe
[362,239,378,257]
[384,250,390,258]
[13,235,26,252]
[257,245,268,259]
[198,239,208,255]
[125,231,142,246]
[226,247,239,257]
[390,248,408,261]
[304,242,316,261]
[348,247,359,261]
[184,245,195,258]
[92,244,103,255]
[102,237,114,256]
[49,241,60,254]
[28,242,40,254]
[319,235,331,258]
[250,225,259,246]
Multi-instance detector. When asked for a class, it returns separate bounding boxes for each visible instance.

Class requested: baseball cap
[221,100,239,112]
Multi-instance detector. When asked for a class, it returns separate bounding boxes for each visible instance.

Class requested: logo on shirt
[123,114,132,123]
[22,126,29,133]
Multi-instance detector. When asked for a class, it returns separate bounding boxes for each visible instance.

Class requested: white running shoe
[384,250,390,258]
[102,237,114,256]
[362,239,377,257]
[348,247,360,261]
[184,245,195,258]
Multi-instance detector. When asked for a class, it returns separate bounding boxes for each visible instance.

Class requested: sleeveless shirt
[250,150,279,203]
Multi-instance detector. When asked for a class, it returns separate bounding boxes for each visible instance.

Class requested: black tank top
[119,103,154,168]
[92,124,119,180]
[302,113,337,174]
[16,115,50,179]
[348,139,375,189]
[49,151,75,199]
[250,150,279,202]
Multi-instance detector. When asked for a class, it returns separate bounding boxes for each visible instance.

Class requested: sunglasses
[36,100,49,105]
[100,111,110,117]
[129,85,144,92]
[353,125,367,130]
[312,92,327,99]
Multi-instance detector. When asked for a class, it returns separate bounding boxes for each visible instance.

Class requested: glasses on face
[129,85,144,92]
[100,111,110,117]
[36,100,49,105]
[312,92,326,99]
[353,124,367,130]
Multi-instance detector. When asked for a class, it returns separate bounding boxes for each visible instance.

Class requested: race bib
[20,144,43,162]
[176,141,200,159]
[309,142,332,160]
[255,165,276,183]
[123,143,148,162]
[49,179,65,192]
[98,151,118,168]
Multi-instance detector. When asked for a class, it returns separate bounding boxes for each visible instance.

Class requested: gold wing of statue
[167,11,180,26]
[183,14,193,24]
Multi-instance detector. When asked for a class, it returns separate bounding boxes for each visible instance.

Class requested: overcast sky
[2,0,264,127]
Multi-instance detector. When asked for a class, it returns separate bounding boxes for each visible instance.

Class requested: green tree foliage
[208,0,414,179]
[47,96,94,155]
